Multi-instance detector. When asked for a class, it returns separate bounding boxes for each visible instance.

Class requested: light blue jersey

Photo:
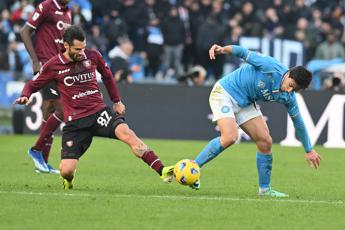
[219,45,312,152]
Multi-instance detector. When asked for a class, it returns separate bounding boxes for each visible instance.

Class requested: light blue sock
[195,137,224,168]
[256,152,272,190]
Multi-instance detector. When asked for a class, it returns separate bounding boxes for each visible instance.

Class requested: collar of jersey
[273,70,289,94]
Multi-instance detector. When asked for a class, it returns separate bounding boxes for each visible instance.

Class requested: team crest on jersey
[258,80,266,89]
[83,60,91,68]
[66,140,73,147]
[221,106,230,113]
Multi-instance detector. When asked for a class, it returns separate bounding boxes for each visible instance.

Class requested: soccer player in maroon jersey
[15,25,174,189]
[20,0,72,173]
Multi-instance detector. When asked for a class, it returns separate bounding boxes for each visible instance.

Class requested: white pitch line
[0,190,344,205]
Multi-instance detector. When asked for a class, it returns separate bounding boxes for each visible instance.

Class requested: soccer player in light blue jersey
[189,44,322,197]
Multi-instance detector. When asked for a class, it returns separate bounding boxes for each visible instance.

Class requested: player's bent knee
[59,159,77,177]
[221,134,238,148]
[256,136,272,153]
[60,167,75,177]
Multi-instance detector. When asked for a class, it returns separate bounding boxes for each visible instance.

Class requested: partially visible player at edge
[20,0,72,173]
[15,25,175,189]
[187,44,322,197]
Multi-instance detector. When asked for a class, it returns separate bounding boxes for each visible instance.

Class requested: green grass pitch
[0,135,345,230]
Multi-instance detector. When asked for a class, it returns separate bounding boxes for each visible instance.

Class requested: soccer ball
[173,159,200,185]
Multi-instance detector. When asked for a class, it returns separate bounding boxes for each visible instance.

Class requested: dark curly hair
[63,25,85,46]
[288,66,312,90]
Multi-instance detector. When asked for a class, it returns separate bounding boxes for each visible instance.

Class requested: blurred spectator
[87,24,107,56]
[290,0,311,23]
[103,9,128,50]
[161,6,186,79]
[119,0,147,50]
[177,65,206,86]
[294,17,318,60]
[108,38,137,84]
[70,2,87,27]
[11,0,34,24]
[0,37,31,81]
[142,17,163,79]
[196,14,225,79]
[323,72,345,92]
[240,1,261,37]
[315,32,345,60]
[263,7,284,39]
[70,0,92,22]
[0,8,12,51]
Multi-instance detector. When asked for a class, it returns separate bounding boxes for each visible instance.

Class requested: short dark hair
[288,66,312,90]
[63,25,85,45]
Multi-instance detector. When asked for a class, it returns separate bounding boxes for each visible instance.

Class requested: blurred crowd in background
[1,0,345,94]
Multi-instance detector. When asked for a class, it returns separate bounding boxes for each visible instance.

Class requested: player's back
[26,0,71,63]
[219,54,288,107]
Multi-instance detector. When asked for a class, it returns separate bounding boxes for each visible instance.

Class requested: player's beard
[69,51,84,62]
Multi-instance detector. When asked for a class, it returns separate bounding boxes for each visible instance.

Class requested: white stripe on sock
[150,159,160,168]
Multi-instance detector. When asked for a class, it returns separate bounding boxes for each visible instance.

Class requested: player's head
[283,66,312,92]
[63,25,86,62]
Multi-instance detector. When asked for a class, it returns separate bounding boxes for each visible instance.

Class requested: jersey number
[97,111,112,127]
[25,93,43,131]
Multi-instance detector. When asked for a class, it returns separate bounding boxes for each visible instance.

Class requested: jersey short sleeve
[27,2,49,29]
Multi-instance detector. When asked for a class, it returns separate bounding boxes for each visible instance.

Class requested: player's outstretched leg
[115,123,174,183]
[190,136,225,190]
[194,137,224,168]
[256,152,288,198]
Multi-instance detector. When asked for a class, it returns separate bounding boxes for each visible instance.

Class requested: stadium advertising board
[21,84,345,148]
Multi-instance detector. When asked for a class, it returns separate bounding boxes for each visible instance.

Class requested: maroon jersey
[21,49,121,122]
[27,0,72,63]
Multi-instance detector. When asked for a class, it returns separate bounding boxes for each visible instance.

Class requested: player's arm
[284,94,322,169]
[20,2,47,74]
[20,24,41,74]
[209,44,276,72]
[95,51,125,115]
[15,64,54,105]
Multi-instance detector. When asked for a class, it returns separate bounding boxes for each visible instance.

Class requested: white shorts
[209,82,262,125]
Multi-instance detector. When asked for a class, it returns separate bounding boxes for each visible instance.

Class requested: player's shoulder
[37,0,54,11]
[85,48,103,59]
[42,54,62,69]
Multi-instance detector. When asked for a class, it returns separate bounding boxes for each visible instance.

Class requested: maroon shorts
[61,107,125,159]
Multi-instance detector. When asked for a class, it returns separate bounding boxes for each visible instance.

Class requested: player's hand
[14,96,30,105]
[209,44,223,60]
[32,61,42,74]
[305,149,322,169]
[113,101,126,115]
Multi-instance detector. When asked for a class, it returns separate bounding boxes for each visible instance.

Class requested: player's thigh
[240,115,272,148]
[61,122,93,160]
[217,117,239,146]
[41,82,61,119]
[42,100,55,119]
[114,123,143,146]
[52,99,63,118]
[92,107,126,139]
[209,82,236,122]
